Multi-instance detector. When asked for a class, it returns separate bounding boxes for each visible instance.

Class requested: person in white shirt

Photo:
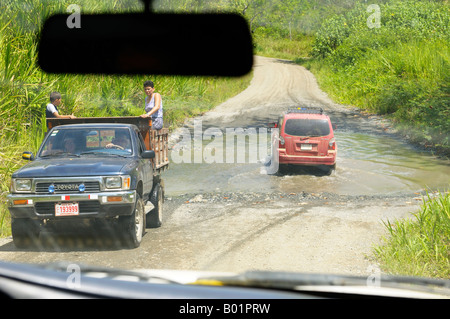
[139,81,163,130]
[46,92,76,119]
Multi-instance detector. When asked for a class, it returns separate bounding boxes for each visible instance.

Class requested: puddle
[164,129,450,196]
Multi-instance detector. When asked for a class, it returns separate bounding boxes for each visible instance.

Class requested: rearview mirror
[38,13,253,76]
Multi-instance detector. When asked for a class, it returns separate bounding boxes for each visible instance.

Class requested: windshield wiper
[41,151,80,158]
[200,271,450,298]
[80,151,127,158]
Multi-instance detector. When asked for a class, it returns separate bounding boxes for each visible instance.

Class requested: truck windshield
[39,128,132,157]
[284,119,330,137]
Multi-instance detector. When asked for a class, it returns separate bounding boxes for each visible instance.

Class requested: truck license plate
[55,203,79,216]
[301,144,312,151]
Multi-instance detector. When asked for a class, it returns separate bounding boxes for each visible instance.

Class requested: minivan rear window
[284,119,330,137]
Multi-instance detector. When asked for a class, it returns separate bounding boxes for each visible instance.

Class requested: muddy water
[163,129,450,196]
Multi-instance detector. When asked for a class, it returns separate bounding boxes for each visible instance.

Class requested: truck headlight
[13,179,32,192]
[105,177,121,189]
[105,176,131,190]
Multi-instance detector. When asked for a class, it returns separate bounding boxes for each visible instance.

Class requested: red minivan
[278,108,337,173]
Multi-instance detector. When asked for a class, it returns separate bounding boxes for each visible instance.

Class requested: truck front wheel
[147,183,163,228]
[119,193,145,248]
[11,218,41,249]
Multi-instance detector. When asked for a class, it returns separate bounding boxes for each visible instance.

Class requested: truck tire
[11,218,41,249]
[146,183,163,228]
[118,193,145,248]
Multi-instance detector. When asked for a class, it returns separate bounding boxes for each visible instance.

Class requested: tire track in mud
[196,208,302,271]
[161,197,306,271]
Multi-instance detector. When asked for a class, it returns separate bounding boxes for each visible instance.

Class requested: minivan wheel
[323,164,336,176]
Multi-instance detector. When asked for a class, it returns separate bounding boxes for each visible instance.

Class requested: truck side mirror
[22,151,35,161]
[142,150,155,159]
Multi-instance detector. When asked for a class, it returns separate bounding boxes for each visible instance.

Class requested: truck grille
[35,181,100,194]
[35,201,100,215]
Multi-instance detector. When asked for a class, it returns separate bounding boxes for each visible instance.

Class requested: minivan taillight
[328,138,336,150]
[279,136,285,147]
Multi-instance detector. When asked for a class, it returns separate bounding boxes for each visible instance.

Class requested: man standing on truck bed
[140,81,163,130]
[46,92,76,119]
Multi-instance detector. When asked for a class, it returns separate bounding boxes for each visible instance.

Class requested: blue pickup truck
[7,117,169,248]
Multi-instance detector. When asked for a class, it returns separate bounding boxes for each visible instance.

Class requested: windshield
[39,128,132,157]
[1,0,449,299]
[284,119,330,137]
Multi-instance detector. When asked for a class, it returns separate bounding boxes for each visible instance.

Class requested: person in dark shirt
[105,130,132,153]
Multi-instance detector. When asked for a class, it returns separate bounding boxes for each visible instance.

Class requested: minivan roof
[284,112,329,119]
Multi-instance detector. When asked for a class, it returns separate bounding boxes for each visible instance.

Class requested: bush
[312,0,449,59]
[311,15,352,58]
[307,0,449,155]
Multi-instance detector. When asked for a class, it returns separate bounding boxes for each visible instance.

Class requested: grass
[253,33,314,60]
[374,191,450,279]
[300,0,450,156]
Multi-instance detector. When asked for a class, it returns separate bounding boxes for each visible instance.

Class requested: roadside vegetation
[222,0,449,158]
[302,0,449,157]
[374,191,450,279]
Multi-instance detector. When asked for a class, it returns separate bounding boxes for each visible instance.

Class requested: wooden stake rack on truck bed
[46,116,169,171]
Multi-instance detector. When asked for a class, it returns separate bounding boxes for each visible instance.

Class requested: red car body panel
[278,109,337,167]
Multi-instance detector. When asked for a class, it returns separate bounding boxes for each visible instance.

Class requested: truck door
[137,131,153,199]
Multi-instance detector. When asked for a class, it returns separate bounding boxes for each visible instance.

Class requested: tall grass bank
[374,191,450,279]
[303,0,449,156]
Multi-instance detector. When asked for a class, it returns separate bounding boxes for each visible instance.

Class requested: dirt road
[1,56,438,277]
